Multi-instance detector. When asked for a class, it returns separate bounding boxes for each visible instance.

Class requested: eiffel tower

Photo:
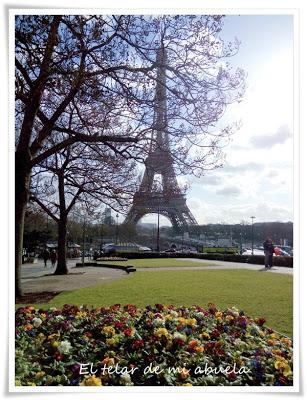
[125,47,198,232]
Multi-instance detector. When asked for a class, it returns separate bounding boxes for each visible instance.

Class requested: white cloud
[216,186,241,196]
[250,125,292,149]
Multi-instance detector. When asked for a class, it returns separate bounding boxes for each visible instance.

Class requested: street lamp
[115,213,119,244]
[250,216,255,255]
[156,202,160,252]
[100,222,104,251]
[82,216,86,267]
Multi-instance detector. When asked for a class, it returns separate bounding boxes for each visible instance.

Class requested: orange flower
[179,367,190,380]
[101,357,115,366]
[24,324,33,331]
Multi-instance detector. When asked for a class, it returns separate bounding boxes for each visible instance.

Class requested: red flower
[123,328,133,336]
[132,339,144,349]
[114,321,124,330]
[110,304,121,311]
[255,317,266,326]
[174,338,185,347]
[155,304,164,311]
[53,351,63,361]
[228,371,237,381]
[210,329,220,338]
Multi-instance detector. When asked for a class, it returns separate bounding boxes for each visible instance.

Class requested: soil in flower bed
[16,291,61,304]
[15,303,293,386]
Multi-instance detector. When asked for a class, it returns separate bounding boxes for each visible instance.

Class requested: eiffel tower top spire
[124,47,198,233]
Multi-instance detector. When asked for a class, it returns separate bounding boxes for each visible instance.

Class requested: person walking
[50,249,58,268]
[263,237,275,269]
[43,248,50,267]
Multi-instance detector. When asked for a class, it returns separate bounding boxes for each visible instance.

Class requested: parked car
[274,247,291,257]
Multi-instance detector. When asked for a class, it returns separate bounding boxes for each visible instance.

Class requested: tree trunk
[15,162,31,299]
[54,216,68,275]
[54,173,68,275]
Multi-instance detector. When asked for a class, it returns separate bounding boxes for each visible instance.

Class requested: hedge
[109,252,293,268]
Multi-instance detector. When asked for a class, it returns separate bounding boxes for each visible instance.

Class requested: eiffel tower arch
[124,47,198,233]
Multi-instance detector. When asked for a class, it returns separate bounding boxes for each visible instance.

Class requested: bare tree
[30,139,136,274]
[15,14,245,296]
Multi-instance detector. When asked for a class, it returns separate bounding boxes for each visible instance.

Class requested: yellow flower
[195,346,204,353]
[200,332,210,340]
[270,332,279,340]
[76,311,88,319]
[215,311,223,319]
[102,326,116,336]
[37,333,46,341]
[186,318,197,327]
[178,317,187,325]
[15,380,21,386]
[80,375,102,386]
[226,315,234,322]
[48,333,60,342]
[35,371,45,378]
[106,335,119,347]
[40,313,47,319]
[282,364,292,377]
[274,356,291,376]
[154,327,169,338]
[52,341,59,348]
[182,383,193,386]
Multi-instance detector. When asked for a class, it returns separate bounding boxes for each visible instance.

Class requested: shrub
[113,252,293,268]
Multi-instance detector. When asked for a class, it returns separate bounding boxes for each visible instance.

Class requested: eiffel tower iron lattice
[124,47,198,233]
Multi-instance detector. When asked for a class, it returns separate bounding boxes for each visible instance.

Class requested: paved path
[21,259,127,293]
[159,258,293,275]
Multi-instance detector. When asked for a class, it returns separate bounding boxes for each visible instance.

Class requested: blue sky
[141,14,294,226]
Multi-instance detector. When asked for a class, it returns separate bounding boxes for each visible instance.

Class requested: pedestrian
[263,237,275,269]
[43,248,50,267]
[50,249,58,268]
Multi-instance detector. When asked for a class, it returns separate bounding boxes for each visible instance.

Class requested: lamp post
[82,216,86,267]
[115,213,119,245]
[100,222,104,252]
[156,202,160,253]
[250,216,255,255]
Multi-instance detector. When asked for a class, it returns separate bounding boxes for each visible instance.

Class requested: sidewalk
[21,259,128,293]
[172,258,293,275]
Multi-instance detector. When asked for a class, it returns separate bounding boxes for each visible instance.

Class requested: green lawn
[40,269,293,337]
[97,258,212,268]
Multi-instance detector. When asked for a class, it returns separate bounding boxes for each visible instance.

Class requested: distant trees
[15,14,245,297]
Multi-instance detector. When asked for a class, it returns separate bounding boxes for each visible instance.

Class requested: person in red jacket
[263,237,275,269]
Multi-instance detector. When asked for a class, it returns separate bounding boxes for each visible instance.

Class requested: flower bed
[15,304,293,386]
